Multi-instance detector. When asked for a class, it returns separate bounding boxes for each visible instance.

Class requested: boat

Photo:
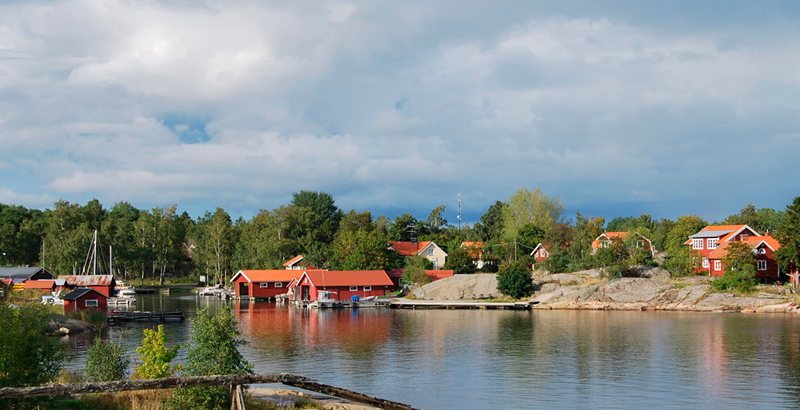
[41,294,64,305]
[115,282,137,297]
[309,290,338,308]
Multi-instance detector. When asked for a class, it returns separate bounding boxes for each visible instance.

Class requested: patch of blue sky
[159,113,211,144]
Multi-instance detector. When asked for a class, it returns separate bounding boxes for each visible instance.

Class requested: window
[714,260,722,271]
[350,286,358,291]
[692,239,704,250]
[275,282,283,288]
[85,299,98,307]
[602,241,610,248]
[364,286,372,291]
[637,240,644,248]
[758,260,767,271]
[540,249,548,258]
[707,238,718,249]
[260,283,269,288]
[428,248,434,256]
[702,258,709,268]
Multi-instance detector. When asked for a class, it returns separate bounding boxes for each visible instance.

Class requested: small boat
[41,294,64,305]
[310,290,337,308]
[116,282,137,297]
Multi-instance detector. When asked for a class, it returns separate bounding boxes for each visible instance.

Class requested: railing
[0,373,419,410]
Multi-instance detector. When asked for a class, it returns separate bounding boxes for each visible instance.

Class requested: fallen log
[0,373,308,399]
[284,379,421,410]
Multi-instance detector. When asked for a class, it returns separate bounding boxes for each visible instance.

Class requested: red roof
[683,225,753,245]
[708,234,781,260]
[282,255,304,267]
[24,280,55,289]
[389,241,432,256]
[58,275,115,287]
[385,269,454,281]
[592,232,629,249]
[461,242,484,259]
[231,270,301,283]
[301,270,393,287]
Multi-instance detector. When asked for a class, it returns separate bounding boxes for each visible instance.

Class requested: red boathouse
[62,288,108,313]
[292,270,393,301]
[230,270,300,299]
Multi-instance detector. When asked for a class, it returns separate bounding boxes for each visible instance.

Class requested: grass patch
[66,309,108,326]
[245,396,321,409]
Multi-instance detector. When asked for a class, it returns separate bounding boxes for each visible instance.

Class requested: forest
[0,188,797,285]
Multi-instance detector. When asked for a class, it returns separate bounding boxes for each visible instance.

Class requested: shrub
[0,303,66,409]
[84,336,130,382]
[165,308,253,410]
[133,325,181,380]
[402,256,432,287]
[497,260,535,299]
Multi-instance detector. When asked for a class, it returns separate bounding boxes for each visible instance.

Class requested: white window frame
[707,238,718,249]
[692,239,704,250]
[601,241,610,249]
[259,283,269,288]
[540,249,548,258]
[85,299,98,307]
[758,260,767,271]
[637,240,645,248]
[702,258,709,268]
[350,286,358,291]
[714,260,722,271]
[364,286,372,291]
[275,282,283,288]
[428,248,434,256]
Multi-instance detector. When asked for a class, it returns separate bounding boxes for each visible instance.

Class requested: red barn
[58,275,116,297]
[230,270,300,300]
[292,270,393,301]
[62,288,108,313]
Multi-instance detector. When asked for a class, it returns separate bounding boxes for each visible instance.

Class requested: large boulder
[411,274,499,300]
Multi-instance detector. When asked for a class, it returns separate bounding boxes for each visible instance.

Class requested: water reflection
[64,296,800,410]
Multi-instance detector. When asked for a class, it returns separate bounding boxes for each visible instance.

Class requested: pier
[107,310,185,324]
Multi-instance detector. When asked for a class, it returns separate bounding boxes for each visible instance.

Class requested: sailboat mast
[93,230,97,276]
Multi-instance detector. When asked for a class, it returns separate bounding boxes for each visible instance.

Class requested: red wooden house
[230,270,300,299]
[684,225,766,275]
[63,288,108,313]
[291,270,393,301]
[592,232,654,257]
[531,243,551,264]
[698,229,783,281]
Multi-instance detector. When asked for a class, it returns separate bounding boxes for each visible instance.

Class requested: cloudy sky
[1,0,798,224]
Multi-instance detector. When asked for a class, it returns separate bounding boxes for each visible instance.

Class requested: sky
[1,0,799,225]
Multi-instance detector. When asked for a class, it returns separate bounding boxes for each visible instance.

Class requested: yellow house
[389,241,448,270]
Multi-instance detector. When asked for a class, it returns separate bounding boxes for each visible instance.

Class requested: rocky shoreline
[410,269,799,314]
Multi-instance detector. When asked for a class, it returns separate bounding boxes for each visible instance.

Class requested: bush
[133,325,181,380]
[402,256,432,287]
[66,309,108,326]
[166,308,253,410]
[0,303,66,409]
[497,260,535,299]
[712,264,757,293]
[84,336,130,382]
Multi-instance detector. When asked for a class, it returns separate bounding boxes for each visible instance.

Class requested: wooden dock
[389,299,536,310]
[107,310,185,324]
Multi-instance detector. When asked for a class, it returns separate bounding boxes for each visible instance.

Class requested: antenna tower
[457,193,462,229]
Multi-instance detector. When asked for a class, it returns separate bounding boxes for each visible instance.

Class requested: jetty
[107,310,185,324]
[389,299,536,310]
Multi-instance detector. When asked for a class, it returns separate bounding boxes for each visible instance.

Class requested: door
[301,285,310,300]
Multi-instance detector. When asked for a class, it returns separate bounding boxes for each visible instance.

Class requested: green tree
[663,215,708,277]
[478,201,505,241]
[388,213,418,241]
[402,255,432,287]
[193,208,234,285]
[724,203,767,232]
[594,238,630,277]
[84,336,130,382]
[43,199,92,276]
[712,241,757,292]
[0,304,66,409]
[133,325,181,379]
[501,188,564,242]
[330,228,399,270]
[444,248,476,275]
[167,308,253,410]
[422,205,448,234]
[776,196,800,282]
[497,259,535,299]
[516,223,545,249]
[568,212,605,270]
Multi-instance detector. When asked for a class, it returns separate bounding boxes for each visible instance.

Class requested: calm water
[67,295,800,410]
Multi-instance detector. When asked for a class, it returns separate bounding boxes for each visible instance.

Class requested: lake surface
[67,294,800,409]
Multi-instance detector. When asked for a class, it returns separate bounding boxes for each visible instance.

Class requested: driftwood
[0,373,308,399]
[0,372,419,410]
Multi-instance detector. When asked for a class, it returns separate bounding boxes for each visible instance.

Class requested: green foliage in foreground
[711,241,758,293]
[0,303,67,410]
[84,336,130,382]
[166,308,253,410]
[497,259,535,299]
[133,325,181,380]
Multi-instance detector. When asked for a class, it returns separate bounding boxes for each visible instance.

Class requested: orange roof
[231,270,301,283]
[389,241,432,256]
[461,242,484,258]
[592,232,629,249]
[426,270,454,281]
[302,270,393,287]
[282,255,304,267]
[24,280,55,289]
[684,225,751,245]
[708,235,781,260]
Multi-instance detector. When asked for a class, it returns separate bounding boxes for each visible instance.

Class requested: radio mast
[457,193,462,229]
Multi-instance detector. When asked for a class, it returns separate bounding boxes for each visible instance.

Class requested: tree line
[0,188,797,285]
